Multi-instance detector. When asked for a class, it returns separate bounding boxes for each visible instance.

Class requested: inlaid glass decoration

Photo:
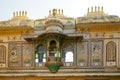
[91,41,103,66]
[77,42,88,67]
[106,41,116,61]
[8,43,22,68]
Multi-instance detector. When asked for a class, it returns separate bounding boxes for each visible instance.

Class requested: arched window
[0,45,6,63]
[106,41,116,61]
[35,45,46,63]
[65,51,73,62]
[62,45,73,62]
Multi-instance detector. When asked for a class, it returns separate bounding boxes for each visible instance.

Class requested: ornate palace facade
[0,7,120,80]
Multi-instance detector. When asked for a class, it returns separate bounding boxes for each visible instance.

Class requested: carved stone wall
[8,42,33,69]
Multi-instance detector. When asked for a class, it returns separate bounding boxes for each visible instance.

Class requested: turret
[87,6,105,17]
[12,11,28,20]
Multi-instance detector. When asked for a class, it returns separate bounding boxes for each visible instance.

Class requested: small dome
[45,18,64,32]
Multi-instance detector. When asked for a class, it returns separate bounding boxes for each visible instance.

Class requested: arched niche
[106,41,116,62]
[0,45,6,63]
[48,40,59,57]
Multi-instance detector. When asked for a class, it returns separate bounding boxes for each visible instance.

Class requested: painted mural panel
[0,45,6,63]
[22,43,33,68]
[8,43,22,68]
[77,42,88,67]
[106,41,116,61]
[91,41,103,66]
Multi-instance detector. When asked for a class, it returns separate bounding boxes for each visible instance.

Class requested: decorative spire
[16,11,18,16]
[61,9,63,14]
[58,9,60,14]
[88,8,89,12]
[49,10,51,15]
[98,6,100,12]
[19,11,21,16]
[91,7,93,12]
[13,12,15,17]
[95,6,97,12]
[22,11,24,16]
[101,6,103,12]
[25,11,27,16]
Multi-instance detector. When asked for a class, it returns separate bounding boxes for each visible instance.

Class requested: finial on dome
[53,9,57,16]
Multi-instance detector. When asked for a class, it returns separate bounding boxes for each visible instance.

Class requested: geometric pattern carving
[91,41,103,66]
[8,43,22,68]
[77,42,88,67]
[106,41,116,62]
[0,45,6,63]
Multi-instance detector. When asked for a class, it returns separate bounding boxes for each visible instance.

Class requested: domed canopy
[45,18,64,32]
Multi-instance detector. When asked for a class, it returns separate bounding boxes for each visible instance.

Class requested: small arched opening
[35,45,46,63]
